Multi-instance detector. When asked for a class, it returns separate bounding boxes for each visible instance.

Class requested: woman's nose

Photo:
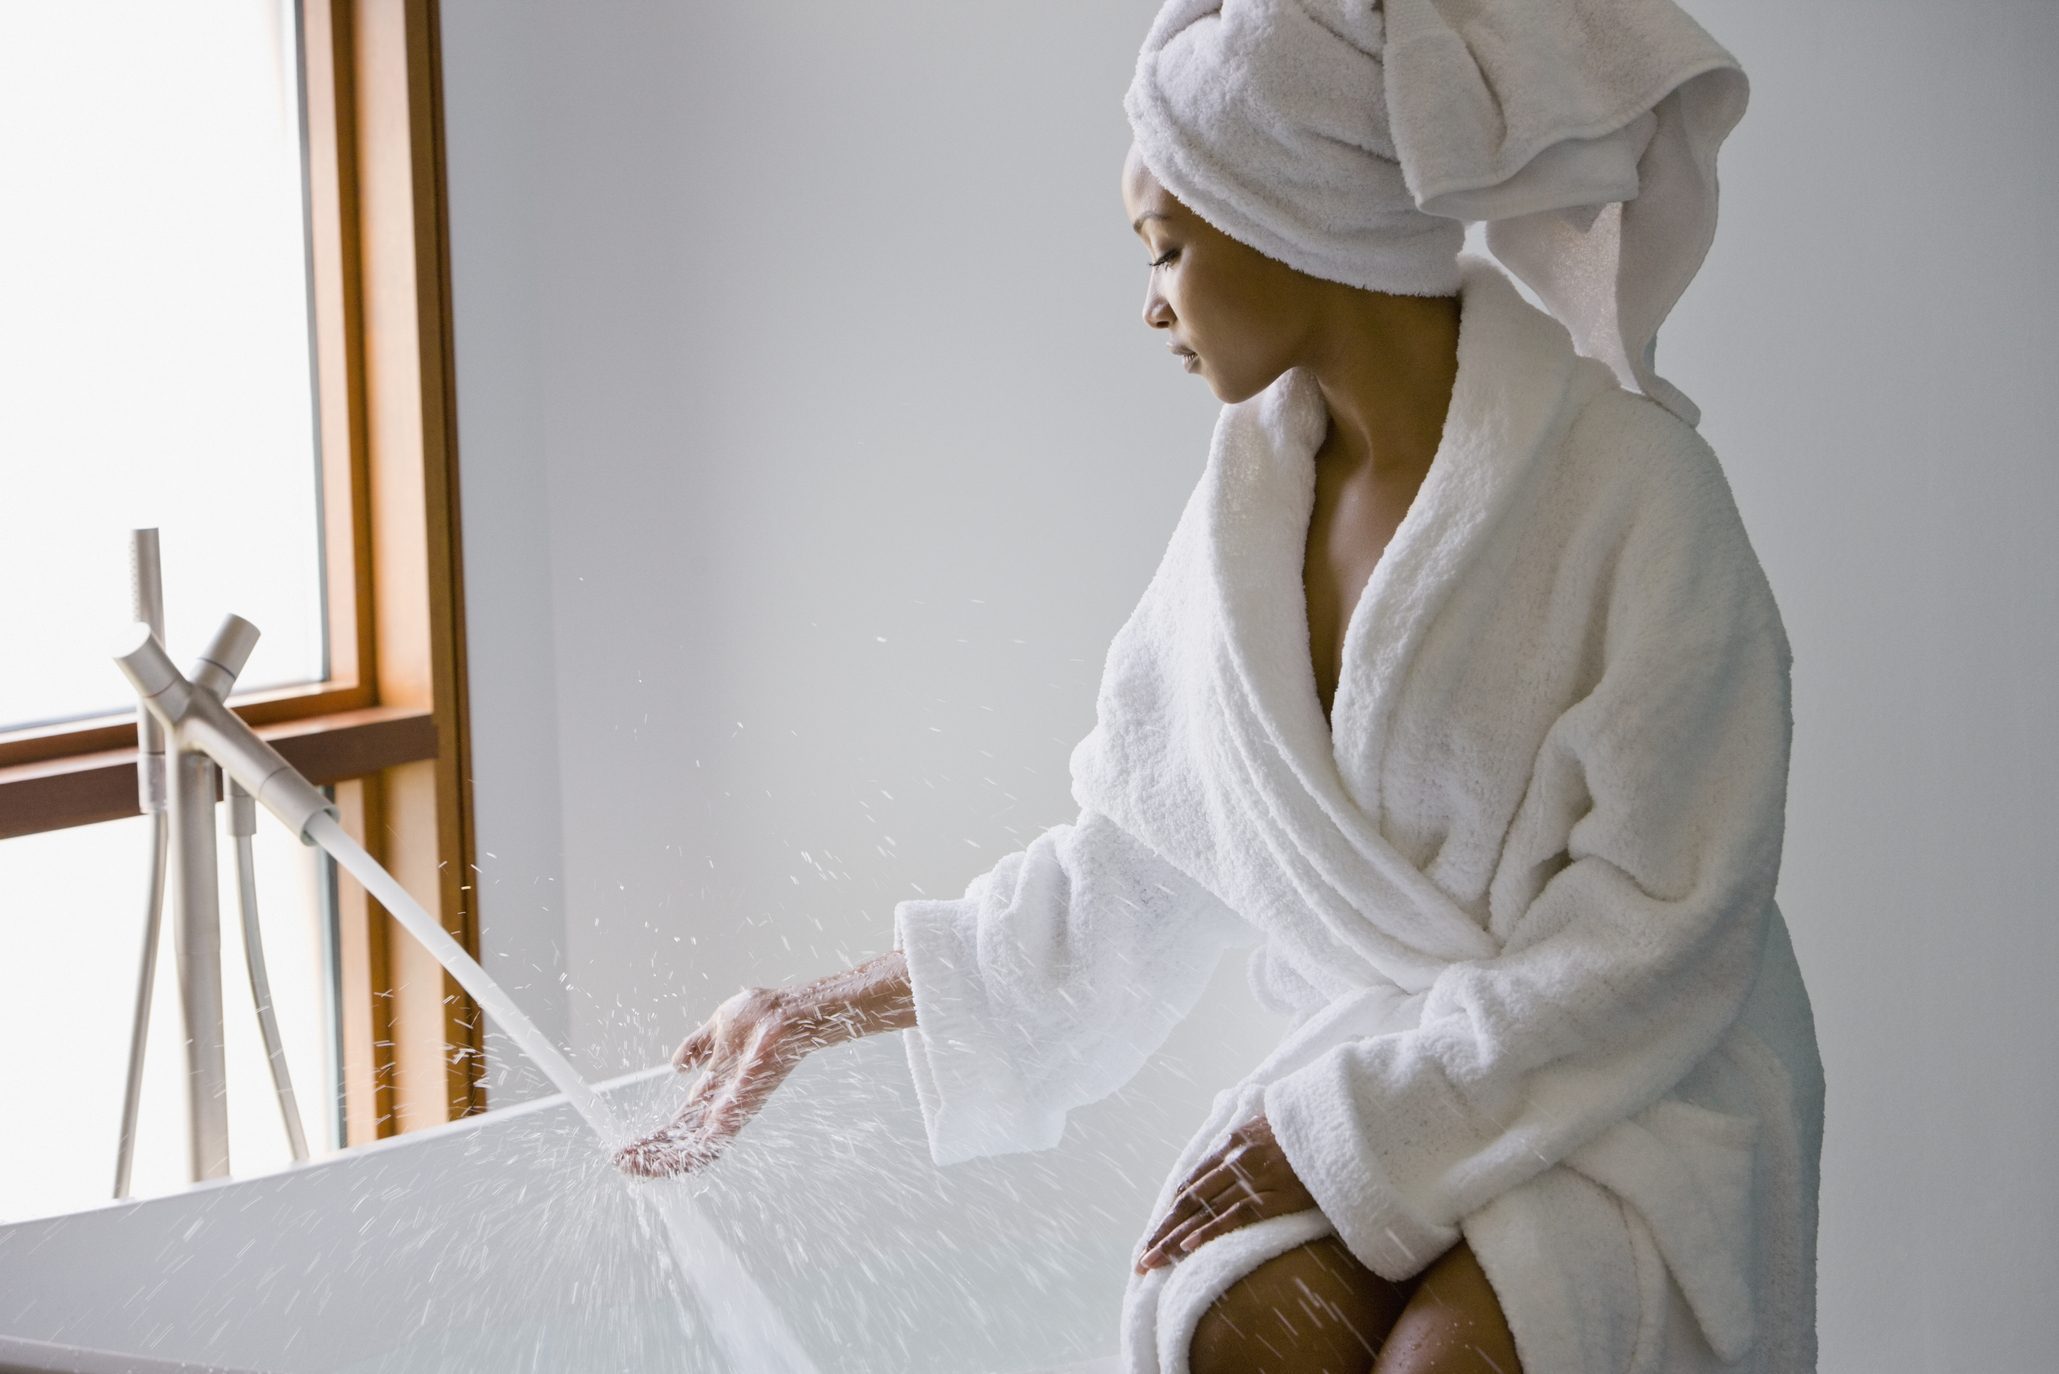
[1142,280,1174,330]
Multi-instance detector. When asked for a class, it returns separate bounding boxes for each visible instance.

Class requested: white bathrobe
[893,254,1824,1374]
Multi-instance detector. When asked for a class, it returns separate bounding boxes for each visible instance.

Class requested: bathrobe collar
[1224,252,1589,815]
[1072,253,1608,994]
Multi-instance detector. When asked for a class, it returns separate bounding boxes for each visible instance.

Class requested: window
[0,0,482,1220]
[0,3,328,736]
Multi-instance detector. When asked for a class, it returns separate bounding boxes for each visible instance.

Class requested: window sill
[0,705,438,840]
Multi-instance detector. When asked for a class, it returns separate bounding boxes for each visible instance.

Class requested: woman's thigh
[1188,1233,1418,1374]
[1369,1238,1523,1374]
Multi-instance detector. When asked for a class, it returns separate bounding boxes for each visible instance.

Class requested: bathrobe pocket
[1562,1094,1762,1364]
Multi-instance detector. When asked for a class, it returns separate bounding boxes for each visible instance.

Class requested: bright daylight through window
[0,1,340,1222]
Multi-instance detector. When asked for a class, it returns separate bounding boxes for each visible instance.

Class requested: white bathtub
[0,1031,1219,1373]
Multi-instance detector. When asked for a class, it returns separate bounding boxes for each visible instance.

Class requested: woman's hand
[1135,1111,1318,1273]
[613,984,823,1178]
[613,951,916,1180]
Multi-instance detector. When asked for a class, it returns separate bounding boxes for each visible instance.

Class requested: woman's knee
[1368,1239,1523,1374]
[1187,1235,1413,1374]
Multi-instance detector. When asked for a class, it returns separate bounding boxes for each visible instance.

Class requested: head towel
[1122,0,1748,428]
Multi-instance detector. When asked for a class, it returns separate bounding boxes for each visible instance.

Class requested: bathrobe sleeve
[1263,439,1795,1282]
[893,807,1258,1167]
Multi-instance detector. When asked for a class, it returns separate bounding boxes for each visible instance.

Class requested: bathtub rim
[7,1062,673,1231]
[0,1331,260,1374]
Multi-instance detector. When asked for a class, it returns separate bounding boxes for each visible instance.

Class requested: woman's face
[1120,143,1315,404]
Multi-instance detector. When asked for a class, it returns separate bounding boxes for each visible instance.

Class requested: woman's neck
[1303,289,1462,479]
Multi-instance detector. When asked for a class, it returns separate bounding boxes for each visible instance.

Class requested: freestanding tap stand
[161,617,256,1182]
[113,531,171,1198]
[113,530,314,1191]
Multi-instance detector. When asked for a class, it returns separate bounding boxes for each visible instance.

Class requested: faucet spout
[112,622,339,845]
[112,623,194,729]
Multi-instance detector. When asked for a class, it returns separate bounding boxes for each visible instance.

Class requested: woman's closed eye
[1149,248,1180,268]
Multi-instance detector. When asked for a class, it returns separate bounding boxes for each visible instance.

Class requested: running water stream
[306,812,820,1372]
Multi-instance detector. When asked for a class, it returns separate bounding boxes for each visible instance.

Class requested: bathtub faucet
[110,533,332,1188]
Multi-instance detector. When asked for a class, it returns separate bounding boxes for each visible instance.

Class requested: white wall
[440,5,574,1088]
[1660,5,2059,1369]
[440,0,1283,1105]
[440,2,2059,1369]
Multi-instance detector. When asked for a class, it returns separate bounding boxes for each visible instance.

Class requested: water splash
[307,813,819,1373]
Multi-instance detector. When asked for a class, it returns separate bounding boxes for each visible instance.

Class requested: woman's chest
[1302,463,1416,726]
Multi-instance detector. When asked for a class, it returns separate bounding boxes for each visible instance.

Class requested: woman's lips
[1170,344,1199,371]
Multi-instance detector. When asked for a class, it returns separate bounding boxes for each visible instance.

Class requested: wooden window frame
[0,0,484,1145]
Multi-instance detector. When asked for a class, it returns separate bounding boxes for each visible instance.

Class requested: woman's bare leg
[1370,1238,1523,1374]
[1187,1234,1418,1374]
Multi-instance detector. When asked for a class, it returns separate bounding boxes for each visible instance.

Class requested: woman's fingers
[613,1123,722,1179]
[616,1046,735,1175]
[1136,1121,1293,1272]
[674,1048,738,1125]
[697,1040,793,1141]
[1136,1212,1197,1273]
[618,990,816,1180]
[1138,1194,1267,1271]
[625,1035,793,1177]
[1139,1147,1240,1257]
[672,1024,715,1072]
[612,1081,724,1177]
[671,985,766,1071]
[1139,1190,1221,1271]
[1180,1156,1257,1214]
[1138,1195,1227,1272]
[1168,1198,1261,1256]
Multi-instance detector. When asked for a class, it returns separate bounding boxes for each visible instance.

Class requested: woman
[619,3,1825,1372]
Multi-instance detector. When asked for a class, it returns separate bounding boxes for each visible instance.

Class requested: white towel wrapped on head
[1122,0,1750,427]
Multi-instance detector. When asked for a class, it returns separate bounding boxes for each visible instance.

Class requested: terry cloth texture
[1122,0,1749,427]
[894,255,1822,1374]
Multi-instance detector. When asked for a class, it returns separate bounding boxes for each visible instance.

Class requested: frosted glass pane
[0,801,340,1224]
[0,1,325,733]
